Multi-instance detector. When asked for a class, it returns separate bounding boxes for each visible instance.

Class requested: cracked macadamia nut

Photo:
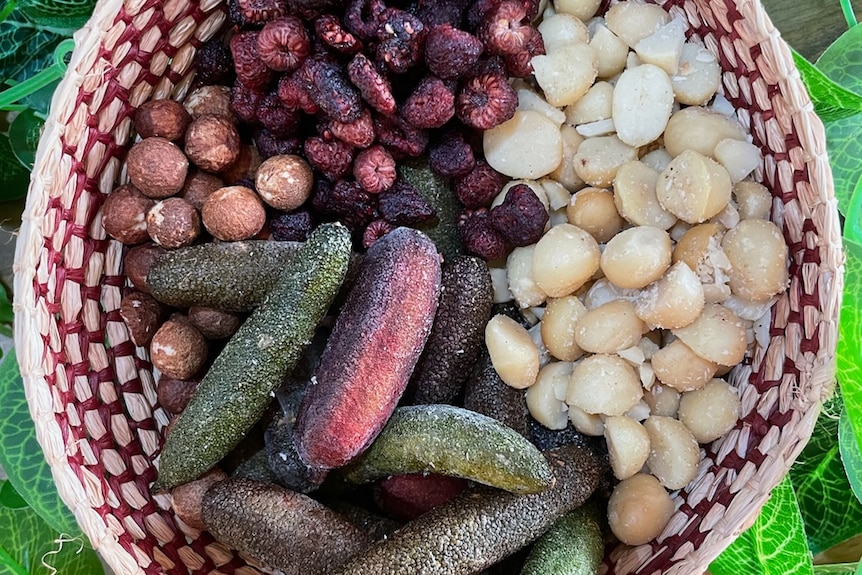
[134,99,191,141]
[202,186,267,241]
[184,114,241,173]
[147,197,201,249]
[126,137,189,199]
[101,184,155,245]
[255,154,314,211]
[119,291,166,347]
[150,318,208,380]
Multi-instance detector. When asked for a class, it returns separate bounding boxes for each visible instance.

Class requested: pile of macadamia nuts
[104,88,314,413]
[483,0,790,547]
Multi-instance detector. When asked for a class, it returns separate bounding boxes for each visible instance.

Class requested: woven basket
[12,0,842,573]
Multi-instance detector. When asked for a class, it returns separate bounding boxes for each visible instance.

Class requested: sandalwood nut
[180,170,224,210]
[255,154,314,211]
[147,197,202,249]
[220,144,262,185]
[201,186,267,241]
[157,376,200,414]
[119,291,166,347]
[188,305,244,339]
[134,99,191,141]
[183,85,235,121]
[150,318,208,380]
[127,137,189,199]
[184,114,241,173]
[101,184,155,245]
[124,243,167,293]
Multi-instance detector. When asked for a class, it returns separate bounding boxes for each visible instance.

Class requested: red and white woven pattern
[12,0,842,574]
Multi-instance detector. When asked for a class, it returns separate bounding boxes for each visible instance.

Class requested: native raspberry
[300,56,363,123]
[488,184,548,246]
[454,160,506,208]
[408,0,466,28]
[255,129,302,159]
[353,145,397,193]
[456,72,517,129]
[231,80,264,125]
[424,25,484,79]
[401,76,455,129]
[195,40,234,86]
[374,115,429,158]
[270,209,315,241]
[503,26,544,77]
[315,14,363,55]
[378,179,436,225]
[458,208,510,260]
[257,16,311,73]
[478,0,532,56]
[347,53,397,116]
[466,0,502,32]
[428,130,476,179]
[324,108,376,148]
[230,31,273,90]
[345,0,387,40]
[362,219,395,248]
[375,8,428,74]
[257,92,301,138]
[287,0,340,20]
[232,0,287,24]
[304,136,355,181]
[277,73,319,114]
[312,179,377,231]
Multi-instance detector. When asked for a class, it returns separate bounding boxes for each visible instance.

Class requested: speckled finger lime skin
[342,404,553,494]
[520,504,604,575]
[332,444,603,575]
[154,224,352,490]
[202,477,372,575]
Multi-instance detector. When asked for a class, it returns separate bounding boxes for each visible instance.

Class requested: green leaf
[17,0,95,30]
[813,564,860,575]
[710,477,813,575]
[0,133,30,197]
[838,235,862,476]
[0,282,12,328]
[0,501,101,574]
[789,397,862,554]
[815,25,862,215]
[0,9,64,87]
[0,349,84,540]
[8,108,42,169]
[791,49,862,122]
[840,407,862,505]
[0,481,28,509]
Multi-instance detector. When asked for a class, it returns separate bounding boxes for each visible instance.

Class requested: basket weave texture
[12,0,843,573]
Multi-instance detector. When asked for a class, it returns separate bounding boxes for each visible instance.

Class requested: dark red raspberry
[424,24,484,80]
[345,0,387,40]
[313,179,377,231]
[323,108,376,148]
[231,80,264,125]
[353,145,397,193]
[270,209,315,241]
[195,40,234,86]
[230,31,273,90]
[287,0,341,19]
[362,219,395,248]
[315,14,363,55]
[256,92,301,138]
[466,0,502,31]
[375,8,428,74]
[300,56,364,123]
[408,0,466,28]
[456,72,517,129]
[488,184,548,246]
[347,53,397,116]
[503,26,544,78]
[428,130,476,179]
[454,160,506,208]
[277,73,319,114]
[458,208,510,260]
[254,129,302,159]
[378,179,436,225]
[230,0,287,25]
[374,115,429,157]
[304,136,355,181]
[478,0,533,56]
[257,16,311,73]
[401,76,455,129]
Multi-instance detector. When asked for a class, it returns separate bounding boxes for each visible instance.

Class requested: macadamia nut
[574,299,644,354]
[678,379,742,443]
[567,353,643,416]
[532,223,601,297]
[541,296,588,361]
[486,314,541,390]
[605,415,651,480]
[526,361,572,429]
[643,415,700,490]
[601,226,672,289]
[721,219,789,302]
[607,473,674,545]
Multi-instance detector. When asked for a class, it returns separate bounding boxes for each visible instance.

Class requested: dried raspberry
[378,179,436,225]
[488,184,548,246]
[257,16,311,73]
[232,0,287,24]
[503,26,544,78]
[428,130,475,179]
[401,76,455,129]
[254,129,302,159]
[456,72,517,129]
[478,0,532,56]
[231,80,264,125]
[315,14,363,55]
[195,40,234,86]
[362,219,395,248]
[347,53,397,115]
[345,0,387,39]
[466,0,501,31]
[287,0,340,19]
[353,145,396,193]
[304,136,355,181]
[454,160,506,208]
[375,9,428,74]
[424,25,483,79]
[277,73,319,114]
[374,115,429,158]
[257,92,301,138]
[270,209,315,241]
[408,0,466,28]
[301,56,363,123]
[458,208,510,260]
[313,179,377,230]
[466,54,508,78]
[230,31,273,90]
[323,108,375,148]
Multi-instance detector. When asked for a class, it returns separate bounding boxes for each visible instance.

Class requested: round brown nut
[170,469,228,530]
[127,137,189,198]
[184,114,241,173]
[134,99,191,141]
[183,85,235,121]
[157,376,200,414]
[220,144,262,185]
[150,318,208,379]
[124,243,167,293]
[119,291,166,347]
[255,154,314,211]
[188,305,244,339]
[147,197,201,249]
[201,186,266,241]
[102,184,155,244]
[180,170,224,211]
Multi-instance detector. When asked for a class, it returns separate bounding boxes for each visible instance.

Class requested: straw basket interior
[11,0,843,573]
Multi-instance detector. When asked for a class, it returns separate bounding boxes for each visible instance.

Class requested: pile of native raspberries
[193,0,549,254]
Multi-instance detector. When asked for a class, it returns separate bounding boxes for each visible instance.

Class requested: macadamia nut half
[607,473,674,546]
